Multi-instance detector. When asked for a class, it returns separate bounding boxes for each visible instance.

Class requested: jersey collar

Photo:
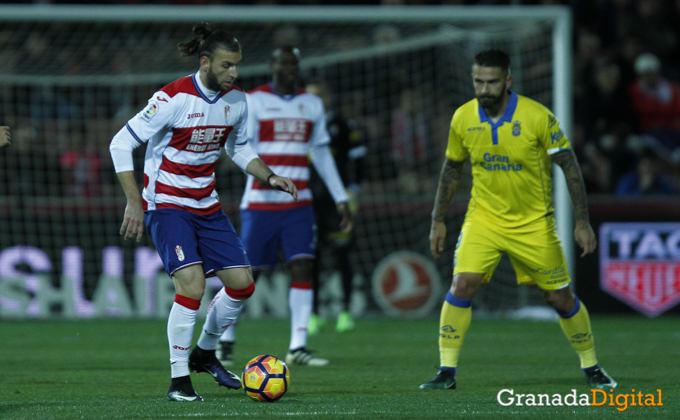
[478,90,518,128]
[192,71,223,104]
[268,82,303,100]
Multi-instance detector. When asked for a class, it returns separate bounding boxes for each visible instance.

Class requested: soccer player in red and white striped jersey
[218,47,352,367]
[109,23,297,402]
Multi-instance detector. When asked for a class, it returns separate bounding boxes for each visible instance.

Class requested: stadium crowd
[1,0,680,198]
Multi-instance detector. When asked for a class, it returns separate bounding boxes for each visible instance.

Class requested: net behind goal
[0,5,571,319]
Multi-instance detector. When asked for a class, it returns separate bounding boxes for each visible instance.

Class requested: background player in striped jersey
[420,49,616,390]
[109,23,297,402]
[217,47,352,367]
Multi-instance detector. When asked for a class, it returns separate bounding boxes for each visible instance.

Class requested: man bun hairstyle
[474,49,511,74]
[178,22,241,60]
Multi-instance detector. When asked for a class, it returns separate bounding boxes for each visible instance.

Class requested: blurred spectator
[622,0,677,63]
[581,60,634,143]
[615,148,677,195]
[60,134,102,198]
[390,88,430,194]
[628,53,680,163]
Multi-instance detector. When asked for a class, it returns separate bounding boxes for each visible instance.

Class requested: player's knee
[225,281,255,300]
[451,274,482,299]
[541,289,575,314]
[180,282,206,301]
[290,258,314,281]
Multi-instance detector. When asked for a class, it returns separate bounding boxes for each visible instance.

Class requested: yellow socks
[558,297,598,368]
[439,292,472,369]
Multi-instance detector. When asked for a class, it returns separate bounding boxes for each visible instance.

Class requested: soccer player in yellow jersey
[420,49,617,390]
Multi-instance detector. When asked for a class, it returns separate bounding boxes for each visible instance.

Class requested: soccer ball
[241,355,290,402]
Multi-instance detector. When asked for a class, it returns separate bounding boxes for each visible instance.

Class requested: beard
[206,67,226,92]
[477,91,504,109]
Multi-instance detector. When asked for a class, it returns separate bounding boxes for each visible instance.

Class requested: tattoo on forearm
[552,150,589,225]
[432,159,465,222]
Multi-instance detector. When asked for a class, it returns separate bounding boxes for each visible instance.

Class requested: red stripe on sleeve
[175,294,201,310]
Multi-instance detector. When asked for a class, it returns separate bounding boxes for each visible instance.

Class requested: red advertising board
[600,223,680,317]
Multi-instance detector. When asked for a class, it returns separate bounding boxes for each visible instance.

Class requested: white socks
[167,296,200,378]
[197,287,246,351]
[289,286,313,351]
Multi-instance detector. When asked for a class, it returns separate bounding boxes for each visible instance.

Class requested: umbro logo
[440,325,456,333]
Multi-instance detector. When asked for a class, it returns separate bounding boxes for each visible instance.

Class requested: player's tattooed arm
[430,158,464,259]
[551,149,589,225]
[431,158,465,223]
[551,149,597,256]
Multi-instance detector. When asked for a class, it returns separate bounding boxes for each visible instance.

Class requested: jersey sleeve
[540,110,572,155]
[245,93,260,147]
[309,98,331,147]
[445,108,468,161]
[225,97,258,171]
[124,91,175,144]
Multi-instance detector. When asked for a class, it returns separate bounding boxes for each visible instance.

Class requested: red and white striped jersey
[120,72,252,215]
[240,83,330,210]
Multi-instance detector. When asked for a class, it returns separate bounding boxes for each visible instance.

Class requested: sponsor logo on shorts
[175,245,185,261]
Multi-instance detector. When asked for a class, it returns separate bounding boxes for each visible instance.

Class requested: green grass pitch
[1,315,677,419]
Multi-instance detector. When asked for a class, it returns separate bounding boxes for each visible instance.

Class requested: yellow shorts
[453,217,571,290]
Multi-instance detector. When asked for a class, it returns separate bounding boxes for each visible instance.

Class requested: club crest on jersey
[142,101,159,121]
[299,103,305,116]
[175,245,185,261]
[512,121,521,136]
[224,105,230,124]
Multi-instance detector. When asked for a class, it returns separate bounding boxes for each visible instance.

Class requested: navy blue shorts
[144,208,250,277]
[240,205,316,269]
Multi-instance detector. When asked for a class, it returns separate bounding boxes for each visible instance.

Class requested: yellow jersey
[446,91,571,229]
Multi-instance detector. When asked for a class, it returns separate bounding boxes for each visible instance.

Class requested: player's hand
[574,222,597,257]
[430,220,447,260]
[269,175,298,202]
[0,126,11,147]
[337,202,354,234]
[120,199,145,242]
